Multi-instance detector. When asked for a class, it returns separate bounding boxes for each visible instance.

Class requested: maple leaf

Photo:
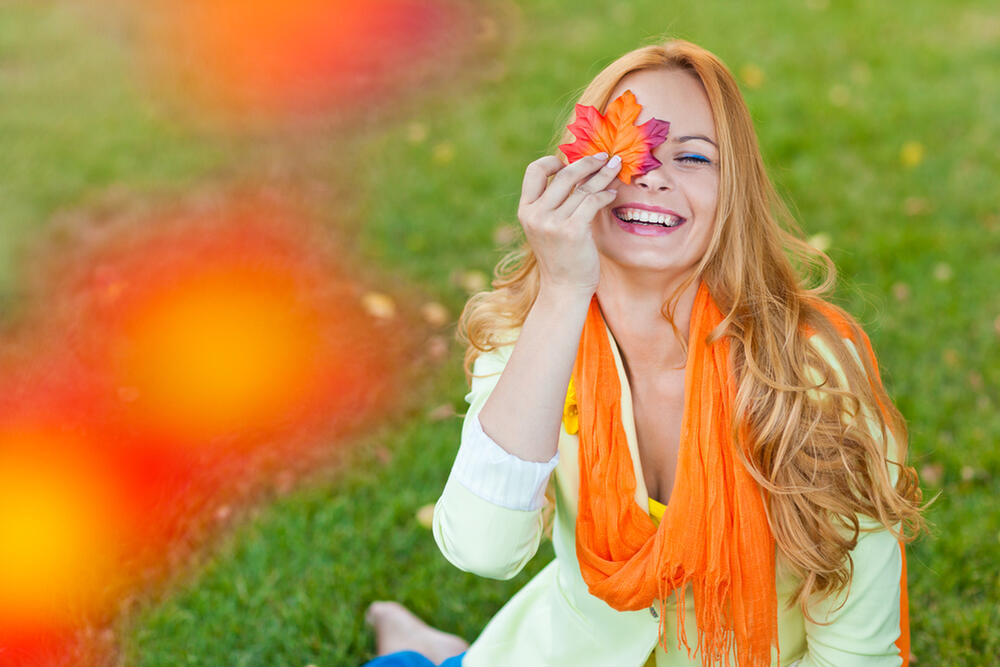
[558,90,671,184]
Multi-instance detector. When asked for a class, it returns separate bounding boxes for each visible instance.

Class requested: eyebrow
[674,135,718,148]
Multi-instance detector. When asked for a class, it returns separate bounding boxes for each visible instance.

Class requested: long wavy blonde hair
[456,39,923,613]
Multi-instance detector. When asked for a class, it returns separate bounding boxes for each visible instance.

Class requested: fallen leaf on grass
[932,263,952,282]
[900,141,924,168]
[476,16,498,43]
[420,302,449,328]
[903,196,930,216]
[415,503,435,528]
[427,335,449,361]
[967,371,984,390]
[406,122,428,144]
[374,445,393,465]
[850,62,871,84]
[432,142,455,165]
[275,470,296,495]
[920,463,943,486]
[807,233,831,252]
[740,64,765,89]
[457,270,488,293]
[961,465,979,482]
[427,403,456,421]
[828,84,850,107]
[362,292,396,319]
[493,223,519,246]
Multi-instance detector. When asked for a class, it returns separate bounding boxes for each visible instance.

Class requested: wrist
[535,284,596,316]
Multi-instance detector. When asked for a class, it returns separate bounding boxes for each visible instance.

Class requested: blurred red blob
[0,430,128,630]
[1,197,423,662]
[144,0,477,119]
[112,266,323,444]
[0,371,136,666]
[38,200,418,475]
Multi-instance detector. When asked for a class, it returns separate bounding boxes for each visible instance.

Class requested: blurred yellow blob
[900,141,925,168]
[739,63,765,89]
[0,431,122,629]
[114,267,322,443]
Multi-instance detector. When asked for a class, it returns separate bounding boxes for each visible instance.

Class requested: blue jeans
[363,650,465,666]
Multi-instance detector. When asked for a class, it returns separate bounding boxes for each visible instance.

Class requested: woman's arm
[431,284,596,579]
[477,153,620,463]
[476,285,592,462]
[433,154,622,578]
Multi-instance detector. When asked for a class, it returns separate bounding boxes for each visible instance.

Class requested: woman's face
[593,67,720,282]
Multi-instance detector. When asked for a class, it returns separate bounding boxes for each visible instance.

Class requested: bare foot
[365,601,470,662]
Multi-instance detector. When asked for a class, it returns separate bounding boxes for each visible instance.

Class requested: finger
[556,155,622,215]
[519,156,567,207]
[580,154,623,194]
[567,189,618,227]
[535,153,611,210]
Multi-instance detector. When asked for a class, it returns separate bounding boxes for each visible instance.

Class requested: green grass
[1,0,998,665]
[0,1,230,301]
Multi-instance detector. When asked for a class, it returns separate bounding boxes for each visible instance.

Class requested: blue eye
[678,153,711,164]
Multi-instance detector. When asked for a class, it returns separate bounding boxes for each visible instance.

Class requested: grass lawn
[2,1,998,665]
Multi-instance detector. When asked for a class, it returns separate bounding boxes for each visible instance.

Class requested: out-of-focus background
[0,0,997,665]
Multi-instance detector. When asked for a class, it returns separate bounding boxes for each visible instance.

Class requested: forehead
[609,68,715,141]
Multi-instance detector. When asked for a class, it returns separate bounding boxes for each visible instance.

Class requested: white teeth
[615,208,684,227]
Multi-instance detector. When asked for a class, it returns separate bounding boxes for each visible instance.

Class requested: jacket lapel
[603,320,650,512]
[555,321,652,518]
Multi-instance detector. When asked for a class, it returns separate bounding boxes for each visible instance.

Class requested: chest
[629,369,686,505]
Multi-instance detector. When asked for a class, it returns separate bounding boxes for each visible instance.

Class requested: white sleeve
[448,337,560,510]
[451,410,559,512]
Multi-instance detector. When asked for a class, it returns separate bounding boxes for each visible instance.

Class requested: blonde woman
[365,39,923,667]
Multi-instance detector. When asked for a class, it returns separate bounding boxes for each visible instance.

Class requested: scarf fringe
[653,576,769,667]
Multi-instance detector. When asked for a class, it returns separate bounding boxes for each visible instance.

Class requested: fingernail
[607,155,622,168]
[592,151,609,160]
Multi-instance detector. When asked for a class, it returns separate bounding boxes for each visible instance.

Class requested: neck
[595,268,700,376]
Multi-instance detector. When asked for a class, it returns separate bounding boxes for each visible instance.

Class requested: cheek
[691,174,719,217]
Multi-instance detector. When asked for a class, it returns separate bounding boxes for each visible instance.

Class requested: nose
[632,164,673,192]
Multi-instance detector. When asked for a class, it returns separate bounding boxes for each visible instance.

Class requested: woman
[366,39,924,667]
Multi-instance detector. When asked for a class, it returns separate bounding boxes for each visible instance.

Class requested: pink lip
[613,217,686,237]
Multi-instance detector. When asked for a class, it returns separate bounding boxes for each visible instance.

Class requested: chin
[599,216,706,271]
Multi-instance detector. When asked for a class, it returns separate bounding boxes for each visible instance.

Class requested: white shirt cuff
[450,413,559,512]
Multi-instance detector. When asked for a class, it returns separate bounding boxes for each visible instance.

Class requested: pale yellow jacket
[433,322,905,667]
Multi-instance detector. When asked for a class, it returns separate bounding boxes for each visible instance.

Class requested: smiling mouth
[612,207,686,228]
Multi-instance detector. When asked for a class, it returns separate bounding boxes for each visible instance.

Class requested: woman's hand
[517,153,622,296]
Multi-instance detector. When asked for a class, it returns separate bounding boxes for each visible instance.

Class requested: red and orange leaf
[559,90,670,184]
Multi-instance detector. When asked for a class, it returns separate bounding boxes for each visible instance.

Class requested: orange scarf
[571,281,909,666]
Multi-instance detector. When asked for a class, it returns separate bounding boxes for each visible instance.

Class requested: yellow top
[648,497,667,523]
[644,499,667,667]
